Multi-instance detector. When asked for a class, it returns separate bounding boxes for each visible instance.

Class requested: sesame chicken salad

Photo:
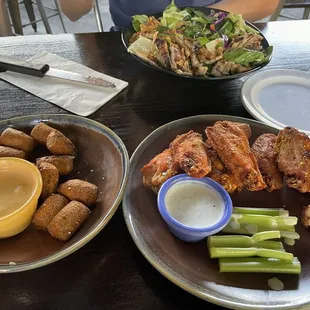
[127,1,273,77]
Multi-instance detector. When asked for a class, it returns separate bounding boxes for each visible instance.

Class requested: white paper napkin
[0,51,128,116]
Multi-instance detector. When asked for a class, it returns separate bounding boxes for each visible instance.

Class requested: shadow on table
[132,249,223,309]
[122,68,249,130]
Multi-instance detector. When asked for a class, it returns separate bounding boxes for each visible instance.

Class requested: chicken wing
[206,141,243,193]
[252,134,283,192]
[275,127,310,193]
[215,121,252,139]
[206,121,266,191]
[170,130,211,178]
[141,149,179,193]
[301,205,310,228]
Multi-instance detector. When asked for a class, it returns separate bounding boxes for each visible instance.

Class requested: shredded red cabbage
[221,33,230,48]
[214,12,227,25]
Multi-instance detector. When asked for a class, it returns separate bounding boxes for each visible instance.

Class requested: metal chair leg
[269,0,285,21]
[36,0,52,34]
[0,0,13,36]
[24,0,37,31]
[7,0,23,34]
[303,7,310,19]
[93,0,103,32]
[54,0,66,33]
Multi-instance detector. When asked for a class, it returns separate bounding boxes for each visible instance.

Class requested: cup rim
[157,174,233,233]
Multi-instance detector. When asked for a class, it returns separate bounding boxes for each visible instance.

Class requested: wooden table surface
[0,20,310,310]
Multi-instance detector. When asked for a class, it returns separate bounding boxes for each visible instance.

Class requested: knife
[0,55,116,89]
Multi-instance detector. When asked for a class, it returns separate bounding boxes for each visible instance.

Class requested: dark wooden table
[0,20,310,310]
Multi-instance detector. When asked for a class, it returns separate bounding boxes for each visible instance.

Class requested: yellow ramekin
[0,157,43,238]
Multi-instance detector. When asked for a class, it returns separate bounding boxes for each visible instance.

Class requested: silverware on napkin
[0,55,116,89]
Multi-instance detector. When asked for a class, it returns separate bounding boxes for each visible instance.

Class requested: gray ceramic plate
[241,69,310,135]
[123,115,310,310]
[0,114,129,273]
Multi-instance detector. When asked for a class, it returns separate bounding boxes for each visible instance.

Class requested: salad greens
[190,9,215,24]
[219,13,258,38]
[128,36,155,55]
[161,1,216,38]
[132,14,149,32]
[223,47,272,66]
[161,0,190,29]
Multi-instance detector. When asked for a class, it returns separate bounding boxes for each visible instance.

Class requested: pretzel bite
[0,145,26,159]
[30,122,57,145]
[57,179,98,206]
[36,155,75,176]
[32,194,69,230]
[37,162,59,200]
[46,131,75,156]
[47,201,90,241]
[0,128,36,153]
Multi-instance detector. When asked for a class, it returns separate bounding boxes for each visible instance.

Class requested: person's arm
[58,0,93,22]
[210,0,280,22]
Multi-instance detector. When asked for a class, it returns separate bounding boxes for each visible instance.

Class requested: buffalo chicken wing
[206,121,266,191]
[170,130,211,178]
[206,141,243,193]
[252,134,283,192]
[275,127,310,193]
[141,149,179,193]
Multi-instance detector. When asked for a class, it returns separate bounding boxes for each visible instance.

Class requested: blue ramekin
[157,174,233,242]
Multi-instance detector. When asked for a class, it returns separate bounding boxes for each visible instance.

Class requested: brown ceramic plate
[0,114,129,273]
[123,115,310,310]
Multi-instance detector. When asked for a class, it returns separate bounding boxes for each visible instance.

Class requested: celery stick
[280,231,300,240]
[210,247,293,261]
[279,210,289,217]
[275,216,298,227]
[208,231,281,248]
[282,226,296,232]
[223,214,297,235]
[219,257,301,274]
[208,235,252,248]
[284,238,295,246]
[222,227,259,235]
[251,231,281,243]
[256,241,284,250]
[207,235,284,249]
[233,207,289,217]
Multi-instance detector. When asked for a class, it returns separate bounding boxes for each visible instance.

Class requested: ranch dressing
[165,181,224,228]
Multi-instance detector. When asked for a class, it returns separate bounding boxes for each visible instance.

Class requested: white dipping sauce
[165,181,224,228]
